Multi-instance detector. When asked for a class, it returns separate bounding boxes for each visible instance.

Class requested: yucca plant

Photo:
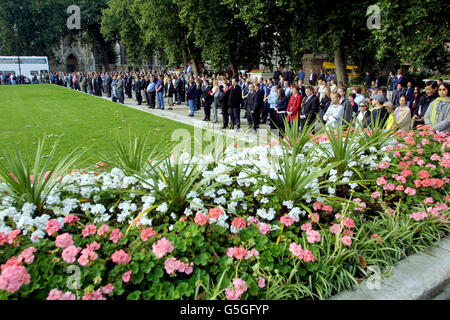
[279,117,316,155]
[0,140,86,212]
[354,116,397,151]
[101,133,173,176]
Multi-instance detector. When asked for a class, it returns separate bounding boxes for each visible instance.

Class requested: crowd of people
[6,66,449,134]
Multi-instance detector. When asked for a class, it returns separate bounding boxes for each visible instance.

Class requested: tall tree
[0,0,68,58]
[371,0,449,72]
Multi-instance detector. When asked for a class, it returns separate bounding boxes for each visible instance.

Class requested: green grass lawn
[0,84,194,168]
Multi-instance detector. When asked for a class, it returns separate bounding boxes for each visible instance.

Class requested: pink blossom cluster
[280,215,295,227]
[352,198,367,211]
[55,233,74,249]
[258,223,272,235]
[194,212,210,226]
[0,257,31,293]
[140,227,157,242]
[110,228,123,243]
[111,250,131,264]
[152,237,174,258]
[226,246,259,260]
[258,277,266,288]
[225,278,248,300]
[82,284,114,300]
[122,271,132,283]
[0,230,21,246]
[61,245,81,263]
[163,257,194,275]
[313,202,333,213]
[289,243,316,262]
[78,248,99,266]
[18,247,37,264]
[193,207,226,226]
[97,224,110,236]
[209,207,225,219]
[47,289,76,300]
[231,217,247,229]
[82,224,97,238]
[306,229,321,244]
[64,214,80,224]
[45,219,62,236]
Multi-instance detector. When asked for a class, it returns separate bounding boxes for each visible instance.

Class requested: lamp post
[13,6,23,84]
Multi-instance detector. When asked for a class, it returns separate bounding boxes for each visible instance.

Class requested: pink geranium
[343,217,355,229]
[122,271,132,283]
[258,277,266,288]
[301,222,313,232]
[280,215,295,227]
[194,212,210,226]
[208,207,225,219]
[341,236,352,246]
[45,220,62,236]
[109,228,123,243]
[64,214,80,224]
[371,192,381,199]
[18,247,37,264]
[0,260,30,293]
[81,224,97,238]
[55,233,74,249]
[404,187,417,196]
[140,228,157,242]
[152,237,174,258]
[330,224,341,234]
[306,229,321,243]
[111,250,131,264]
[231,218,247,229]
[47,289,76,300]
[61,245,81,264]
[97,225,110,236]
[258,223,272,235]
[6,230,21,245]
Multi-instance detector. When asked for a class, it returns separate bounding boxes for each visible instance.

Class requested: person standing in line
[210,80,221,123]
[220,81,231,129]
[412,81,439,129]
[186,78,197,117]
[337,87,353,126]
[268,85,280,130]
[424,83,450,132]
[133,76,143,105]
[355,100,371,129]
[116,75,125,104]
[165,78,175,110]
[286,85,303,127]
[246,84,256,129]
[228,78,243,130]
[300,86,320,130]
[365,94,388,128]
[201,80,213,121]
[393,95,412,131]
[309,69,317,86]
[146,77,156,109]
[175,74,183,105]
[274,88,289,133]
[155,75,165,109]
[323,92,344,128]
[386,71,395,101]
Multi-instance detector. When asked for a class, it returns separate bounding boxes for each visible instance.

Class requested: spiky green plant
[0,140,86,212]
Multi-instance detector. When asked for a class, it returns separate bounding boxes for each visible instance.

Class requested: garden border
[331,237,450,300]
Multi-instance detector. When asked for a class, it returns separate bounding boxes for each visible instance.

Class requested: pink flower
[424,197,434,204]
[61,245,81,264]
[396,185,405,191]
[164,257,181,275]
[308,212,320,223]
[409,212,428,221]
[258,223,272,235]
[301,222,313,232]
[194,212,210,226]
[86,242,100,251]
[233,278,248,295]
[280,215,295,227]
[78,249,98,266]
[313,202,323,211]
[343,217,355,229]
[341,236,352,246]
[227,246,247,260]
[245,249,259,260]
[97,224,110,236]
[231,218,247,229]
[371,192,381,199]
[383,183,396,191]
[376,176,388,186]
[306,229,321,243]
[322,205,333,213]
[6,230,21,245]
[289,243,303,257]
[102,283,114,295]
[140,228,157,242]
[247,217,259,224]
[109,228,123,243]
[18,247,37,264]
[404,187,417,196]
[430,154,441,161]
[81,224,97,238]
[258,277,266,288]
[370,233,379,239]
[152,237,174,258]
[225,288,241,300]
[208,207,225,219]
[111,250,131,264]
[47,289,76,300]
[330,224,341,234]
[418,170,430,179]
[122,271,132,283]
[0,262,30,293]
[64,214,80,224]
[343,229,354,237]
[300,249,316,263]
[45,219,62,236]
[55,233,74,249]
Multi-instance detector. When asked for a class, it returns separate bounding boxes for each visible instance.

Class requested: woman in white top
[323,92,344,128]
[318,80,328,101]
[210,80,220,123]
[394,95,412,131]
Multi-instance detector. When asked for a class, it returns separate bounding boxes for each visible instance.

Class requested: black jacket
[165,83,174,97]
[365,107,388,128]
[252,89,265,111]
[201,85,213,104]
[276,96,289,111]
[228,85,243,108]
[301,94,319,124]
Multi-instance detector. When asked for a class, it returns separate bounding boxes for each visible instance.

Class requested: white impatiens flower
[214,196,226,205]
[216,188,227,195]
[349,183,358,189]
[156,202,169,214]
[260,185,275,195]
[288,207,302,222]
[348,161,357,167]
[187,191,199,199]
[91,204,107,215]
[283,200,294,209]
[329,169,338,176]
[328,187,336,195]
[231,189,245,201]
[260,197,269,204]
[30,229,46,243]
[184,208,193,216]
[343,170,354,177]
[341,177,350,183]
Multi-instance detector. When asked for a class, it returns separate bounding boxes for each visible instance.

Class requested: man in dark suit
[404,81,414,107]
[228,79,243,129]
[201,80,213,121]
[133,76,143,105]
[175,74,183,105]
[412,81,438,129]
[273,67,282,81]
[309,69,317,86]
[105,73,112,97]
[249,83,264,132]
[282,67,290,84]
[300,86,319,129]
[364,72,372,88]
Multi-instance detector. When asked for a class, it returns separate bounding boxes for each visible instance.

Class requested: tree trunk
[334,42,348,86]
[184,37,201,76]
[231,62,239,78]
[99,44,110,72]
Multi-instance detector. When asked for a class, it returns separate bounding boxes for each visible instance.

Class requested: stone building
[50,38,164,73]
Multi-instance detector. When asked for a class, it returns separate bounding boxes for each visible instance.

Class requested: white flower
[156,202,169,213]
[288,207,301,222]
[91,204,106,215]
[158,180,167,191]
[187,191,199,199]
[231,189,245,201]
[214,196,226,205]
[260,185,275,195]
[216,188,227,195]
[348,161,357,167]
[341,177,350,183]
[349,183,358,189]
[328,187,336,195]
[30,229,45,243]
[343,170,354,177]
[170,212,177,220]
[282,200,294,209]
[329,169,338,176]
[260,197,269,204]
[169,224,174,231]
[184,208,193,216]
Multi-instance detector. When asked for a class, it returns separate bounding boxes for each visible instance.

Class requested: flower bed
[0,125,449,300]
